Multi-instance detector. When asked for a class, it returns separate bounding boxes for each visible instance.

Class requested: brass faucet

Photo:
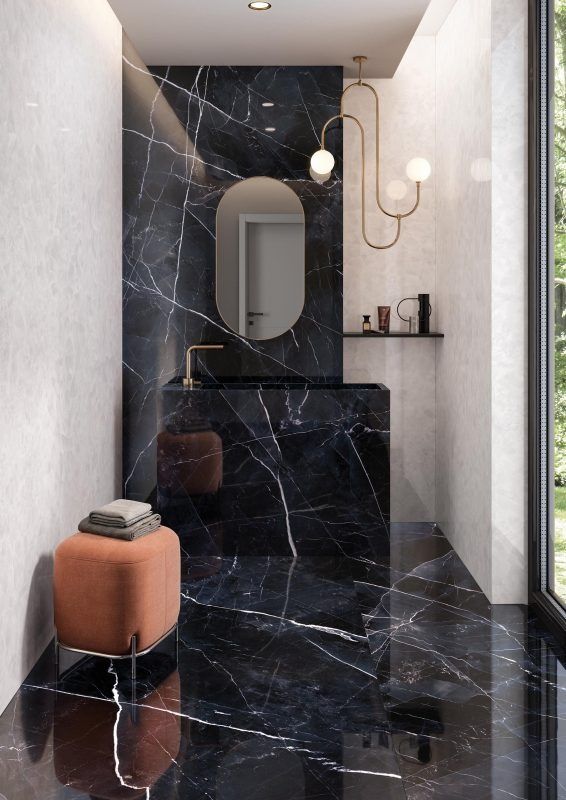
[183,344,225,389]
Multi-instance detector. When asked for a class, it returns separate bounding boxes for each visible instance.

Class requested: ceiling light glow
[248,1,271,9]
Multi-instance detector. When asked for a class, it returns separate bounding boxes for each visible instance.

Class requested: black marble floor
[1,523,565,799]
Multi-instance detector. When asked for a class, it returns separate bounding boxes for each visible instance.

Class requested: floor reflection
[1,524,566,798]
[54,668,182,799]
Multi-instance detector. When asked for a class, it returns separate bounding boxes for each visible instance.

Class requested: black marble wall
[123,41,343,499]
[157,380,390,559]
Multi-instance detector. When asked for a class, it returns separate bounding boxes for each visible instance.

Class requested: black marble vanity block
[122,51,343,500]
[157,381,390,557]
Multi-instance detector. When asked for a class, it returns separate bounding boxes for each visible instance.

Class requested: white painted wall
[343,37,437,522]
[435,0,528,603]
[0,0,123,713]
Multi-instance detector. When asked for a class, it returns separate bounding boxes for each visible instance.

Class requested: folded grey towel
[78,514,161,541]
[89,499,152,528]
[89,511,152,527]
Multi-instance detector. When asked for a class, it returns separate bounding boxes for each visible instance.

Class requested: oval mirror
[216,177,305,340]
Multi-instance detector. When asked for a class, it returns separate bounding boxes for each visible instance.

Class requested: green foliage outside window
[555,2,566,485]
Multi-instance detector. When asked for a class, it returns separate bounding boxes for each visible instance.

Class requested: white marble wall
[490,0,528,603]
[343,37,437,521]
[343,0,528,599]
[435,0,493,597]
[0,0,123,713]
[435,0,527,602]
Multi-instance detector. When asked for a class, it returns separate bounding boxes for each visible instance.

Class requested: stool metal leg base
[54,622,179,692]
[131,635,137,684]
[131,634,137,709]
[54,633,59,682]
[55,623,178,660]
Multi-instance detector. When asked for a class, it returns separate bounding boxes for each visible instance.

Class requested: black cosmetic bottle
[418,294,431,334]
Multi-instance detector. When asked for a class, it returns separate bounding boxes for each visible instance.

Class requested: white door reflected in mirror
[238,214,304,339]
[216,177,305,341]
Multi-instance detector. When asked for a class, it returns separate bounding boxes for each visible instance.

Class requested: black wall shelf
[343,332,444,339]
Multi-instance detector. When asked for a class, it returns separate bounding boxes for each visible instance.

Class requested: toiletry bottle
[418,294,431,333]
[377,306,391,334]
[362,315,372,334]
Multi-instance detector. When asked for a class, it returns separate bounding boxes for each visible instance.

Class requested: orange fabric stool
[53,527,180,671]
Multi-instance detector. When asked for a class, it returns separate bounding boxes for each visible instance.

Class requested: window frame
[529,0,566,640]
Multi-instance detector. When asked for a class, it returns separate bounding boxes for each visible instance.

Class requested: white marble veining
[0,0,122,713]
[343,36,437,522]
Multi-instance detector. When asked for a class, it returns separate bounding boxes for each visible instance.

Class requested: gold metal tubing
[321,114,343,150]
[184,344,224,389]
[339,81,359,114]
[400,181,421,218]
[352,55,367,86]
[339,80,421,220]
[317,55,419,248]
[342,113,401,251]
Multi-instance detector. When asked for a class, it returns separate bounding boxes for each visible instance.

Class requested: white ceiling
[107,0,433,78]
[416,0,458,34]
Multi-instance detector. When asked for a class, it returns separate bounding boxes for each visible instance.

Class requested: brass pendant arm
[342,113,402,250]
[340,80,421,220]
[321,115,343,149]
[399,181,421,217]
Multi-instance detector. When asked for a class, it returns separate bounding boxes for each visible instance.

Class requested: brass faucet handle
[182,376,202,388]
[184,343,225,389]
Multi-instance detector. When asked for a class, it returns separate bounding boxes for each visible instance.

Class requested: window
[531,0,566,637]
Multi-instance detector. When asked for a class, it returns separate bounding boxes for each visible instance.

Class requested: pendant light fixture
[310,56,431,250]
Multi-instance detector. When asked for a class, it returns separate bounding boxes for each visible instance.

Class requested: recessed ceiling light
[25,101,39,107]
[264,127,276,132]
[248,1,271,9]
[262,101,275,107]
